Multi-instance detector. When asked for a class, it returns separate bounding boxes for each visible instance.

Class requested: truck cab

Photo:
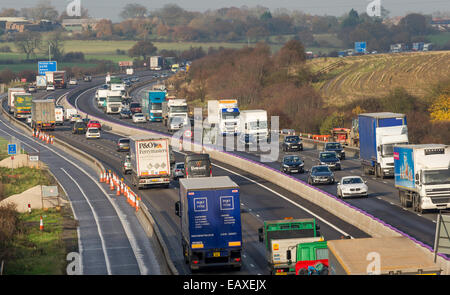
[163,99,188,127]
[239,110,268,146]
[145,91,166,122]
[105,90,123,114]
[208,99,240,136]
[184,154,212,178]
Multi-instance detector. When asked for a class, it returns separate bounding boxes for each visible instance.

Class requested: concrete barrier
[65,93,450,274]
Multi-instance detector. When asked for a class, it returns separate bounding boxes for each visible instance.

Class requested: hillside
[310,51,450,107]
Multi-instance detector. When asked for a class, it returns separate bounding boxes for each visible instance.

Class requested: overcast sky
[2,0,450,22]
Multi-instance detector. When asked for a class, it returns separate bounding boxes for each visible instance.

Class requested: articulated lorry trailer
[394,144,450,213]
[32,99,56,130]
[7,88,25,114]
[46,71,67,89]
[175,176,242,271]
[359,112,409,178]
[12,92,32,119]
[129,136,171,189]
[258,218,322,275]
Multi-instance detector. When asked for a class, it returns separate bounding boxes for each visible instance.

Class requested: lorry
[150,56,163,70]
[36,75,47,90]
[207,99,240,135]
[105,90,123,114]
[327,237,442,275]
[12,93,32,119]
[184,154,212,178]
[31,99,56,130]
[162,99,188,127]
[45,71,54,86]
[126,68,134,75]
[142,91,166,121]
[55,105,64,125]
[394,144,450,213]
[258,218,322,275]
[238,110,268,146]
[129,135,171,189]
[95,89,109,108]
[51,71,67,89]
[110,82,126,98]
[293,241,329,275]
[359,112,409,178]
[7,87,25,114]
[174,176,242,271]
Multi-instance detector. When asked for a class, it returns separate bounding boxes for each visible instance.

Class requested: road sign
[29,155,39,161]
[7,144,17,155]
[184,129,192,138]
[434,212,450,261]
[355,42,367,53]
[38,61,57,76]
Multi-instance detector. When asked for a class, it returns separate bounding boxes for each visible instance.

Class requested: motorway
[0,87,163,275]
[33,70,370,275]
[74,76,440,251]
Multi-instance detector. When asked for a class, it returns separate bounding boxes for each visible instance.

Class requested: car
[69,78,78,85]
[129,102,142,114]
[319,151,341,170]
[86,127,100,139]
[87,120,101,130]
[46,84,55,91]
[337,176,368,198]
[307,165,335,185]
[70,114,82,123]
[281,155,305,174]
[131,76,140,82]
[172,162,185,180]
[119,108,133,119]
[116,138,130,152]
[168,116,187,132]
[72,121,87,134]
[282,135,303,152]
[132,113,146,123]
[25,114,32,126]
[324,142,345,160]
[122,154,132,174]
[27,85,37,93]
[83,75,92,82]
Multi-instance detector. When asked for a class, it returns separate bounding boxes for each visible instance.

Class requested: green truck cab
[258,218,322,275]
[291,241,329,275]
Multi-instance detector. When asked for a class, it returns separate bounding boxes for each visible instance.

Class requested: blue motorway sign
[38,61,57,75]
[7,144,17,155]
[355,42,367,53]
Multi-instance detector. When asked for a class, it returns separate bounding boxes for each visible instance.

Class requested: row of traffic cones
[32,128,54,145]
[100,170,140,212]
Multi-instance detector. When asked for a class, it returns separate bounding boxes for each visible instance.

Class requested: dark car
[119,108,133,119]
[282,135,303,152]
[307,165,335,185]
[83,75,92,82]
[184,154,212,178]
[117,138,130,152]
[72,121,87,134]
[129,102,142,114]
[319,151,341,170]
[281,155,304,174]
[324,142,345,160]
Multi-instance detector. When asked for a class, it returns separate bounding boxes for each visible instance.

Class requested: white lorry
[239,110,269,145]
[95,89,109,108]
[105,90,123,114]
[126,68,134,75]
[162,99,188,127]
[394,144,450,213]
[110,83,126,98]
[7,87,25,114]
[207,99,240,135]
[65,108,77,122]
[36,75,47,90]
[150,56,163,70]
[55,105,64,125]
[129,135,171,189]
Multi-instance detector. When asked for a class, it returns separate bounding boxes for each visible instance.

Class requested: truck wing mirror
[286,249,291,261]
[415,173,419,181]
[258,227,264,242]
[175,201,181,217]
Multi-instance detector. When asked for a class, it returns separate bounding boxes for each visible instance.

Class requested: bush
[0,203,19,261]
[0,45,11,52]
[63,52,85,62]
[116,49,126,55]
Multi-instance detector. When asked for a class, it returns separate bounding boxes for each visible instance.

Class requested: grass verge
[0,166,53,201]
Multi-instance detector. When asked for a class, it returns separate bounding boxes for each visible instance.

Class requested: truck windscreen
[423,169,450,185]
[107,97,122,102]
[151,103,162,110]
[221,112,239,119]
[249,121,267,130]
[382,142,407,157]
[170,106,188,113]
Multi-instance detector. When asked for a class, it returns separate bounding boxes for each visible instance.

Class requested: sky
[2,0,450,22]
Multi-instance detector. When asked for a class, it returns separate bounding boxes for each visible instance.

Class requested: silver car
[172,162,185,180]
[337,176,369,198]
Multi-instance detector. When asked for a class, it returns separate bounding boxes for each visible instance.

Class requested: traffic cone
[50,136,54,145]
[100,171,104,183]
[28,203,31,214]
[110,176,115,191]
[116,184,120,196]
[135,197,140,212]
[124,186,129,198]
[39,216,44,231]
[46,134,50,144]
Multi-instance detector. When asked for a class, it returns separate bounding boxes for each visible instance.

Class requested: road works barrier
[0,96,177,275]
[64,93,450,274]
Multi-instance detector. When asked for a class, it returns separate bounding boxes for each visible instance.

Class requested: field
[309,51,450,106]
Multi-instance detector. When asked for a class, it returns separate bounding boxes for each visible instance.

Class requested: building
[1,17,60,33]
[61,18,103,32]
[431,19,450,31]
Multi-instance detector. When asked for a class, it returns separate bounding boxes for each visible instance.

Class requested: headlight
[283,164,289,168]
[320,162,326,165]
[299,163,304,167]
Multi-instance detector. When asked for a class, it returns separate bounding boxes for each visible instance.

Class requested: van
[184,154,212,178]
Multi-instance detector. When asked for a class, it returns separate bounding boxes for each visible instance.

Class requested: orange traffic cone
[39,216,44,231]
[135,197,139,212]
[46,134,50,144]
[50,136,54,145]
[110,177,115,191]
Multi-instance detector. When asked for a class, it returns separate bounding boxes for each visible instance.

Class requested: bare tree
[20,0,59,22]
[120,3,148,19]
[14,31,42,60]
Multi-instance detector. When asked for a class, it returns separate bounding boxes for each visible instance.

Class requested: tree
[20,0,59,22]
[400,13,429,36]
[0,8,20,17]
[14,31,42,60]
[275,39,306,67]
[429,94,450,122]
[44,31,65,61]
[120,3,148,19]
[95,19,113,38]
[128,40,157,60]
[341,9,361,28]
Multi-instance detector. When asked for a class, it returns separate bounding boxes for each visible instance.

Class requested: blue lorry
[141,91,166,122]
[359,112,409,178]
[175,176,242,271]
